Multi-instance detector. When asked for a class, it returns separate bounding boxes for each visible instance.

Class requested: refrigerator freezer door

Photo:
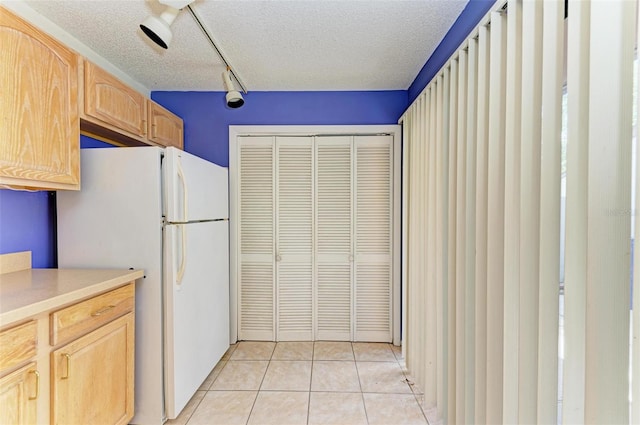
[164,220,230,419]
[163,147,229,222]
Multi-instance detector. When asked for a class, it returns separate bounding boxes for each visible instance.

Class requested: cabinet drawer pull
[91,305,116,317]
[28,370,39,400]
[62,353,71,379]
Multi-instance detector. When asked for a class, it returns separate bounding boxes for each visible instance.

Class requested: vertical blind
[399,0,639,423]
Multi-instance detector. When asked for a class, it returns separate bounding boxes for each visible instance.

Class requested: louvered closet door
[276,137,314,340]
[315,136,353,341]
[238,136,275,341]
[354,136,393,342]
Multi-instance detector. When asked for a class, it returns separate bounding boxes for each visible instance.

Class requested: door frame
[229,125,402,345]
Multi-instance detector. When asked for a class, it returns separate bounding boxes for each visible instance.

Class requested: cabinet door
[0,362,38,425]
[83,61,147,139]
[148,101,183,149]
[51,313,134,425]
[0,7,80,190]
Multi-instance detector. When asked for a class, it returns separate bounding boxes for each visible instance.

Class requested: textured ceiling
[18,0,468,92]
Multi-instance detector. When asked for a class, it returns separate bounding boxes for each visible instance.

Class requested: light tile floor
[166,341,429,425]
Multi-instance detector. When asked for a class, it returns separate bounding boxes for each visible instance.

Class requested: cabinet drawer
[0,321,37,374]
[50,283,134,345]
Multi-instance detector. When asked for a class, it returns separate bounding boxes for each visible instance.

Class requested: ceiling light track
[186,5,247,94]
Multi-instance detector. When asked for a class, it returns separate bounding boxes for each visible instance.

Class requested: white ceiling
[18,0,468,92]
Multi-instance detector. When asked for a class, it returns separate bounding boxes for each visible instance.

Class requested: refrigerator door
[164,220,230,419]
[163,147,229,222]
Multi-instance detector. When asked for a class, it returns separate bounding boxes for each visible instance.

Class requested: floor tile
[187,391,256,425]
[363,393,428,425]
[210,360,268,390]
[311,361,361,392]
[261,360,312,391]
[313,341,354,361]
[230,341,276,360]
[357,361,412,394]
[308,392,368,425]
[353,342,397,361]
[164,390,205,425]
[272,341,314,360]
[198,360,227,390]
[247,391,309,425]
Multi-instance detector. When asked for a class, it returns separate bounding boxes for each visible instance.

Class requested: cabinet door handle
[28,370,39,400]
[91,305,116,316]
[61,353,71,379]
[151,122,157,139]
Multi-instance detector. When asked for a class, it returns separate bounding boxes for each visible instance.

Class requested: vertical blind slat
[485,11,507,424]
[464,37,478,425]
[455,50,468,425]
[474,23,491,425]
[519,1,544,422]
[562,1,590,423]
[502,1,523,422]
[446,60,458,425]
[584,0,635,422]
[435,74,447,421]
[537,1,563,423]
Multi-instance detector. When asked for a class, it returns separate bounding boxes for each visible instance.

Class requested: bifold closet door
[275,137,314,341]
[315,136,353,341]
[237,136,275,341]
[354,135,393,342]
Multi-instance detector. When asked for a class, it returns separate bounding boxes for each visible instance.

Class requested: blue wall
[0,190,55,268]
[151,91,408,167]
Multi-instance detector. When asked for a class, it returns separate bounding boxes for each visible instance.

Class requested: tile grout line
[392,343,431,425]
[306,341,315,425]
[352,342,372,425]
[242,341,275,425]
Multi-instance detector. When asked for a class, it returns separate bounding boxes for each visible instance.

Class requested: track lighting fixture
[222,68,244,109]
[141,0,248,105]
[140,0,195,49]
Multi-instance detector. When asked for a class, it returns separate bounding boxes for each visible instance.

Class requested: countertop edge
[0,269,144,328]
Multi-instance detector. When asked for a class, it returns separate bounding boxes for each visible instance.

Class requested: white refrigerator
[57,146,230,424]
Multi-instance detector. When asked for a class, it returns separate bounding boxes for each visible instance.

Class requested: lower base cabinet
[51,312,134,425]
[0,279,136,425]
[0,362,38,425]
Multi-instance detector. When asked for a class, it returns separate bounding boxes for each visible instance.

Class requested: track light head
[222,70,245,109]
[140,0,195,49]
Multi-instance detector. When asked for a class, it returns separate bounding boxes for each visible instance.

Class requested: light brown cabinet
[79,59,185,150]
[0,362,39,425]
[0,320,39,425]
[51,312,134,425]
[50,283,135,425]
[148,101,184,149]
[0,7,80,191]
[0,259,137,425]
[82,61,148,140]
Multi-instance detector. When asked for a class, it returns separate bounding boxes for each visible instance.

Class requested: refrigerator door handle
[176,157,189,222]
[177,224,187,286]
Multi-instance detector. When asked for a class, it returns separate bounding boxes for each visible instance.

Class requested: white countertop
[0,268,144,327]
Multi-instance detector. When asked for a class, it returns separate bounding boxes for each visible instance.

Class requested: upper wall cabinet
[80,59,184,150]
[0,7,80,191]
[148,102,184,149]
[81,61,147,140]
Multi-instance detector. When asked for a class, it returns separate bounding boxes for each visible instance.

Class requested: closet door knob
[276,254,282,262]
